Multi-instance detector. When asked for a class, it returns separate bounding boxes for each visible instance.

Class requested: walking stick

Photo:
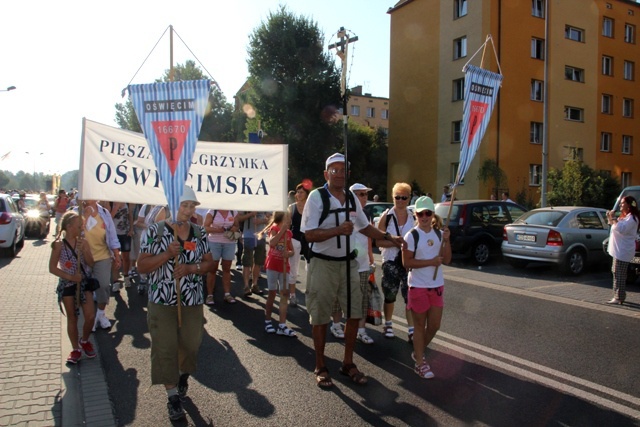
[173,225,182,328]
[76,202,84,309]
[432,187,456,280]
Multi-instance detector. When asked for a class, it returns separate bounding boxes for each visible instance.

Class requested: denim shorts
[208,241,236,261]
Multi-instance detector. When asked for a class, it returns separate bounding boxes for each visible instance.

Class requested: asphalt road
[95,257,640,426]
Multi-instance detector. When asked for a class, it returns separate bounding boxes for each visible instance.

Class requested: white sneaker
[357,331,374,344]
[98,312,111,329]
[330,323,345,339]
[289,294,297,307]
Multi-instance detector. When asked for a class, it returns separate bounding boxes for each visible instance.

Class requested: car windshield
[516,210,567,227]
[24,199,39,209]
[435,204,460,220]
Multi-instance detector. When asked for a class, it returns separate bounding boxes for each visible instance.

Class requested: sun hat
[349,183,372,192]
[179,185,200,205]
[414,196,435,212]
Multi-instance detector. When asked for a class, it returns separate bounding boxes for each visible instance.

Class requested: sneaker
[124,276,131,288]
[276,325,297,337]
[289,294,297,307]
[357,331,374,345]
[111,282,121,293]
[408,331,414,344]
[98,313,111,329]
[415,361,435,379]
[167,395,186,420]
[79,339,96,358]
[236,264,243,271]
[330,323,345,339]
[66,349,82,364]
[177,373,189,399]
[411,351,426,363]
[205,295,214,306]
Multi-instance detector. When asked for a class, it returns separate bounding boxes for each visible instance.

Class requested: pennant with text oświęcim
[128,80,210,221]
[455,65,503,187]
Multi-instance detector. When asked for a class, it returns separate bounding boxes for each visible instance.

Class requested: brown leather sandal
[339,363,367,385]
[314,367,333,389]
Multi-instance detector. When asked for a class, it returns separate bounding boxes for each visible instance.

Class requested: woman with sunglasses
[377,182,415,340]
[402,196,451,379]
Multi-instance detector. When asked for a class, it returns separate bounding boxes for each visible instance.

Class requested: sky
[0,0,392,176]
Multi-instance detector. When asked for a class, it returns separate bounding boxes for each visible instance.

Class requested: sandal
[205,295,214,306]
[314,367,333,389]
[339,363,367,385]
[223,294,236,304]
[251,285,263,295]
[243,287,252,297]
[276,325,297,337]
[383,325,394,338]
[265,322,276,334]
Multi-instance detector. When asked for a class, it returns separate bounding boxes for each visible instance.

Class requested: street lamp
[25,151,44,191]
[0,86,16,92]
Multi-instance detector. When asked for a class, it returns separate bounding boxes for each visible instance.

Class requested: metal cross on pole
[328,27,358,318]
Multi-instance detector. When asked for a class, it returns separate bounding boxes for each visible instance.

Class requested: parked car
[601,186,640,284]
[365,202,393,226]
[435,200,528,265]
[21,195,50,238]
[0,194,25,257]
[502,206,609,275]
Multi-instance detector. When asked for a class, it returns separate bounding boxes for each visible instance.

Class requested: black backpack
[315,186,357,249]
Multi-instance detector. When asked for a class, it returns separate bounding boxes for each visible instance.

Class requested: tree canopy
[247,6,343,188]
[547,160,619,208]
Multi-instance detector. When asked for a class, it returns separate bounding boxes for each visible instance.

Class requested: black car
[435,199,528,265]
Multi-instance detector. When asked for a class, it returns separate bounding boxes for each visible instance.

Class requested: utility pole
[328,27,358,318]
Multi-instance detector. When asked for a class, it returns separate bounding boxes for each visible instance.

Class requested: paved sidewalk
[0,235,116,427]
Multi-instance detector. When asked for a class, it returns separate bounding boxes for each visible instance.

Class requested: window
[453,78,464,101]
[624,60,635,80]
[625,23,636,43]
[621,172,632,188]
[602,55,613,75]
[350,105,360,116]
[454,36,467,60]
[576,211,604,230]
[530,122,543,144]
[532,0,545,18]
[565,25,585,42]
[603,17,614,37]
[452,121,462,143]
[564,146,584,161]
[529,164,542,186]
[531,79,544,101]
[622,135,632,154]
[381,109,389,120]
[451,163,464,184]
[454,0,467,19]
[565,106,584,121]
[600,132,612,152]
[565,65,584,82]
[602,94,612,114]
[623,98,634,117]
[531,38,545,59]
[366,107,375,118]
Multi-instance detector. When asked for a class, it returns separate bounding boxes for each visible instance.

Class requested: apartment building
[347,85,390,134]
[388,0,639,202]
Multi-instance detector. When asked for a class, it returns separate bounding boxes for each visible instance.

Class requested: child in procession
[402,196,451,379]
[261,211,297,337]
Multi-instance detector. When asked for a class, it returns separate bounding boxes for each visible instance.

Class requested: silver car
[0,194,25,257]
[501,206,609,275]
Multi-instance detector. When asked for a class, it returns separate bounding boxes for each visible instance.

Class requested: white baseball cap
[350,183,372,192]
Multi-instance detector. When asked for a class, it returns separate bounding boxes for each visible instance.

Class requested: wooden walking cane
[173,225,182,328]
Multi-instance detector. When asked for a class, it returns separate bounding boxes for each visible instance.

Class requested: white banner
[79,118,289,211]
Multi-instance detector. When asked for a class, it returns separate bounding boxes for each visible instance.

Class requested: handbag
[223,230,242,241]
[366,272,383,326]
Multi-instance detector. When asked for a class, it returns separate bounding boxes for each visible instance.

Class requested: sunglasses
[394,196,409,201]
[416,210,433,217]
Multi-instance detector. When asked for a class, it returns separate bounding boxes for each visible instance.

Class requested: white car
[0,194,25,257]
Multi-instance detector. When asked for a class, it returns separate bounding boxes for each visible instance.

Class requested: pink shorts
[407,286,444,313]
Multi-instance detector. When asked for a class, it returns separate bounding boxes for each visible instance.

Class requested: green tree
[115,100,141,133]
[247,6,342,188]
[0,171,9,189]
[477,159,507,199]
[547,160,619,208]
[343,123,388,199]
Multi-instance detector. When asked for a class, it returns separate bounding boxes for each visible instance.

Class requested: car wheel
[627,266,638,285]
[507,258,528,269]
[562,249,585,275]
[472,241,491,265]
[5,234,18,258]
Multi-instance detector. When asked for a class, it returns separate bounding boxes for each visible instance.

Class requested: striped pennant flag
[455,65,503,187]
[128,80,210,221]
